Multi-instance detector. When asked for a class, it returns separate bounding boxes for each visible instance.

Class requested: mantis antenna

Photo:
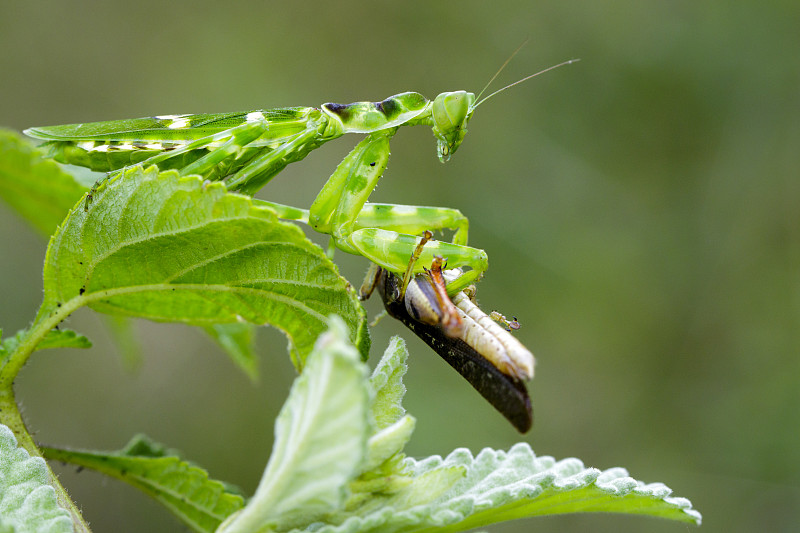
[475,39,532,102]
[473,40,580,110]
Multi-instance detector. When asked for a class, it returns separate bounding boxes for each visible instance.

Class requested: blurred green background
[1,1,798,531]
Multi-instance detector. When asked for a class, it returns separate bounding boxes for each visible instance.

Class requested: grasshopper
[358,230,534,431]
[368,254,535,432]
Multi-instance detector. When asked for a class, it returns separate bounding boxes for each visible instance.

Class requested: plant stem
[0,296,92,532]
[0,296,83,388]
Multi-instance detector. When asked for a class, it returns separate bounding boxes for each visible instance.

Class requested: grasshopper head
[431,91,476,162]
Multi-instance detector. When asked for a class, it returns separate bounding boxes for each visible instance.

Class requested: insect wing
[24,108,309,142]
[24,108,317,173]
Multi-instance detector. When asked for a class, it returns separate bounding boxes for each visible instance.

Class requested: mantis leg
[352,206,482,294]
[251,202,469,245]
[222,122,327,194]
[253,198,485,294]
[308,130,396,251]
[137,117,331,195]
[252,199,309,223]
[307,130,487,294]
[348,229,487,295]
[354,204,469,245]
[85,120,292,209]
[176,122,269,177]
[132,119,274,177]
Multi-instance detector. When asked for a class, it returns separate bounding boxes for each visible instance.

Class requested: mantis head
[431,91,476,162]
[430,52,579,163]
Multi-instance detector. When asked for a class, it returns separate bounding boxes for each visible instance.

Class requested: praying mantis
[24,59,577,297]
[23,55,573,430]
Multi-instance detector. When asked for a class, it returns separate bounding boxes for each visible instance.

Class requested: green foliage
[0,129,273,377]
[219,317,371,533]
[0,424,73,533]
[297,328,701,532]
[36,164,369,369]
[196,322,708,532]
[35,329,91,350]
[203,323,259,380]
[101,315,142,371]
[35,321,700,532]
[1,329,90,357]
[41,435,244,533]
[0,131,700,531]
[0,129,87,238]
[367,336,408,429]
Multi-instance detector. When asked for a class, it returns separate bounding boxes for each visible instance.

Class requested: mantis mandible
[25,59,577,295]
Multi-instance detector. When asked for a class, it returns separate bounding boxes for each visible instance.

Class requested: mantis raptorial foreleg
[354,204,469,246]
[309,131,487,291]
[261,130,488,292]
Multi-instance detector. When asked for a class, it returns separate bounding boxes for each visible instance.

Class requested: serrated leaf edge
[293,442,700,533]
[41,436,244,533]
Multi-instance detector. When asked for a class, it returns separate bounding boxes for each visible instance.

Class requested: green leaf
[1,330,25,358]
[1,328,90,355]
[219,317,371,533]
[312,443,702,532]
[0,129,87,238]
[0,424,73,533]
[37,329,91,350]
[358,338,414,477]
[360,415,415,475]
[102,315,143,371]
[40,434,244,533]
[203,323,259,380]
[37,165,369,368]
[368,336,408,430]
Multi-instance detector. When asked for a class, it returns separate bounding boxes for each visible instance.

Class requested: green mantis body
[25,60,576,293]
[25,58,572,430]
[25,90,488,294]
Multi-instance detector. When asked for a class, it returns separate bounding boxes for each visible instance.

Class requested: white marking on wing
[168,117,190,129]
[155,114,192,129]
[246,111,265,122]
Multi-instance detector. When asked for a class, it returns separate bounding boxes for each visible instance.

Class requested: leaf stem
[0,295,92,532]
[0,296,84,388]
